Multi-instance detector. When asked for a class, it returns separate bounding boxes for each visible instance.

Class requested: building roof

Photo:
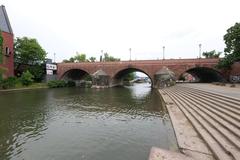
[0,5,13,34]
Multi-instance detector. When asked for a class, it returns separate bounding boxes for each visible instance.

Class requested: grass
[14,82,48,89]
[0,82,48,91]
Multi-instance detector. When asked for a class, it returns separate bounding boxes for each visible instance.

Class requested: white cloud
[2,0,240,62]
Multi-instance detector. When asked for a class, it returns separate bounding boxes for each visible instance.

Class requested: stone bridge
[57,58,226,88]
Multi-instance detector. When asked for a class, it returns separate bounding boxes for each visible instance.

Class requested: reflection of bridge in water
[57,58,228,88]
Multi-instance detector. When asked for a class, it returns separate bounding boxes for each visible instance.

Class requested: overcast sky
[2,0,240,62]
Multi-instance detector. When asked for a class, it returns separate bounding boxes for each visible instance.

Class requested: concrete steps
[162,86,240,160]
[172,87,240,136]
[177,86,240,113]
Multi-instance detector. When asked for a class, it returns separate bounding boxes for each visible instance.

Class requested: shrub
[0,77,18,89]
[20,70,34,86]
[47,80,66,88]
[27,65,45,82]
[66,81,76,87]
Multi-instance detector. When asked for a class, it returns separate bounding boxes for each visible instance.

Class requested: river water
[0,83,177,160]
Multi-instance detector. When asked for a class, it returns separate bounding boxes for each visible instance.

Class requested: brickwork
[0,31,14,78]
[229,62,240,82]
[57,58,224,87]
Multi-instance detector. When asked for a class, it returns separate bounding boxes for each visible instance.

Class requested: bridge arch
[60,69,92,81]
[112,67,153,86]
[179,67,225,83]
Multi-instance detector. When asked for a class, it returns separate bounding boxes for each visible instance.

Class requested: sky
[2,0,240,62]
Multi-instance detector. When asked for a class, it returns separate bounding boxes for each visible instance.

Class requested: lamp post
[129,48,132,61]
[163,46,165,60]
[101,50,103,62]
[199,44,202,59]
[53,53,56,63]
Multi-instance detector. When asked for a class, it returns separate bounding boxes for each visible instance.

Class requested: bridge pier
[91,70,110,88]
[153,67,176,89]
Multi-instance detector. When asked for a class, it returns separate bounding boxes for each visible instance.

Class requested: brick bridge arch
[112,67,154,86]
[57,58,226,87]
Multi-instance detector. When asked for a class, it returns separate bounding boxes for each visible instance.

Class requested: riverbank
[0,83,48,92]
[149,84,240,160]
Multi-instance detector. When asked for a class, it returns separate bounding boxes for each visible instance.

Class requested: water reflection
[0,84,176,160]
[0,90,49,160]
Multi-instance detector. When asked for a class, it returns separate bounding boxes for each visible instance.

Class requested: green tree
[69,57,75,62]
[20,70,34,86]
[62,59,70,63]
[123,72,136,81]
[89,56,96,62]
[14,37,47,81]
[74,53,86,62]
[27,65,45,82]
[218,22,240,69]
[103,53,120,62]
[14,37,47,65]
[202,50,221,58]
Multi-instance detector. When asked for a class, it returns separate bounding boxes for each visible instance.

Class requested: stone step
[159,90,214,160]
[178,86,240,108]
[163,90,233,160]
[169,89,240,149]
[171,87,240,131]
[175,86,240,114]
[166,90,240,151]
[163,89,240,159]
[175,86,240,115]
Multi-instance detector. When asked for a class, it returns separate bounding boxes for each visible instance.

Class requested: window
[5,47,10,56]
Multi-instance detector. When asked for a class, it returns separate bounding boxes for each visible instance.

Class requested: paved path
[150,84,240,160]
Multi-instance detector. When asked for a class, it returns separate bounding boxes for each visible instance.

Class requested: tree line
[62,52,120,63]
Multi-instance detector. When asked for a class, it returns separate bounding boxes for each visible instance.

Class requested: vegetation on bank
[0,79,77,90]
[217,22,240,69]
[47,80,76,88]
[14,37,47,82]
[201,23,240,70]
[0,70,36,89]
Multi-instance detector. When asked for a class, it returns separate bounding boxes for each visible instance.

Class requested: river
[0,83,177,160]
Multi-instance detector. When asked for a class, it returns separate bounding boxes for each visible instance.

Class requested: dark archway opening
[61,69,92,87]
[179,67,225,83]
[113,68,152,87]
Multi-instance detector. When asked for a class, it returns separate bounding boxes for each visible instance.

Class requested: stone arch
[60,69,92,81]
[111,67,153,87]
[179,67,225,82]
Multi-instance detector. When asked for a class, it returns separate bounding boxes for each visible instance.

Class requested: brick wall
[229,62,240,82]
[0,31,14,78]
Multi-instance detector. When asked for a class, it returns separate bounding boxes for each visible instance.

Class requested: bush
[0,77,18,89]
[20,70,34,86]
[47,80,66,88]
[66,81,76,87]
[27,65,45,82]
